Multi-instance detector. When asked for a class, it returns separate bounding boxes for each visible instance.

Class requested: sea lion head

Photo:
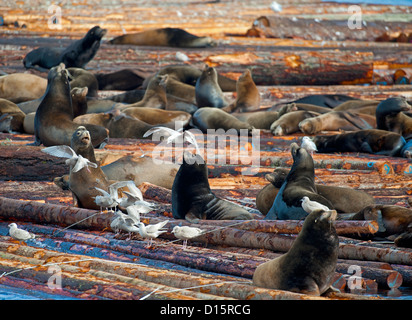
[87,25,107,40]
[298,118,316,135]
[376,97,411,117]
[201,64,218,82]
[289,142,314,175]
[301,209,338,243]
[72,126,91,150]
[265,168,289,188]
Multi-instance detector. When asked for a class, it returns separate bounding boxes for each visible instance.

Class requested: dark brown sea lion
[222,69,260,112]
[33,63,108,147]
[172,151,253,222]
[0,73,47,103]
[270,110,320,136]
[299,111,376,135]
[191,107,254,133]
[108,28,216,48]
[23,26,107,71]
[95,68,149,91]
[257,167,375,215]
[67,67,99,97]
[0,98,25,133]
[253,208,339,296]
[313,129,405,157]
[265,143,334,220]
[292,94,357,108]
[195,65,229,109]
[375,97,412,139]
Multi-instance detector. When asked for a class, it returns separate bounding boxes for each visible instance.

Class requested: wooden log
[139,182,172,203]
[247,16,412,42]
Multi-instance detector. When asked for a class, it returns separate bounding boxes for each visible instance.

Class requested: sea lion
[33,63,108,147]
[275,102,331,115]
[108,27,216,48]
[223,69,260,112]
[23,26,107,71]
[67,67,99,97]
[0,73,47,103]
[195,65,229,109]
[258,167,375,215]
[0,98,25,133]
[298,111,376,135]
[191,107,254,134]
[143,65,237,92]
[65,126,111,209]
[375,97,412,139]
[161,74,196,104]
[74,109,156,139]
[265,143,334,220]
[232,109,280,130]
[116,75,167,110]
[401,139,412,158]
[101,155,180,190]
[313,129,405,156]
[121,107,191,127]
[95,68,149,91]
[292,94,357,108]
[270,110,320,136]
[253,208,339,296]
[172,151,253,222]
[333,99,379,111]
[350,205,412,238]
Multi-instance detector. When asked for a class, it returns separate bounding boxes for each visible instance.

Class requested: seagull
[8,223,36,244]
[301,196,330,214]
[301,136,317,156]
[143,126,200,154]
[93,187,119,212]
[171,226,204,250]
[41,145,98,172]
[125,202,154,222]
[110,210,140,240]
[137,220,169,247]
[270,1,282,12]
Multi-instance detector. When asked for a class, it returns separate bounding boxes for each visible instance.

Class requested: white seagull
[94,187,119,212]
[110,210,140,240]
[8,223,36,243]
[172,226,204,249]
[301,136,318,156]
[143,126,200,154]
[137,220,169,247]
[301,196,330,214]
[41,145,98,172]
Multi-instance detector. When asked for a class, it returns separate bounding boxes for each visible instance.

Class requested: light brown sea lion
[142,65,237,92]
[101,155,180,190]
[108,28,216,48]
[191,107,254,134]
[270,110,320,136]
[232,109,280,130]
[0,73,47,103]
[333,99,380,111]
[298,111,376,135]
[195,65,229,109]
[161,74,196,104]
[0,98,25,133]
[33,64,108,147]
[253,208,339,296]
[222,69,260,112]
[121,107,191,127]
[275,102,331,115]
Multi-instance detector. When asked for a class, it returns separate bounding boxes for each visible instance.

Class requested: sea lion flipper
[185,211,200,224]
[359,141,373,154]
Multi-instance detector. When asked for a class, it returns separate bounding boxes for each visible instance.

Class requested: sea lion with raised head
[253,208,339,296]
[67,67,99,98]
[33,63,108,147]
[375,97,412,139]
[172,152,253,222]
[108,27,216,48]
[265,143,334,220]
[195,65,229,109]
[23,26,107,71]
